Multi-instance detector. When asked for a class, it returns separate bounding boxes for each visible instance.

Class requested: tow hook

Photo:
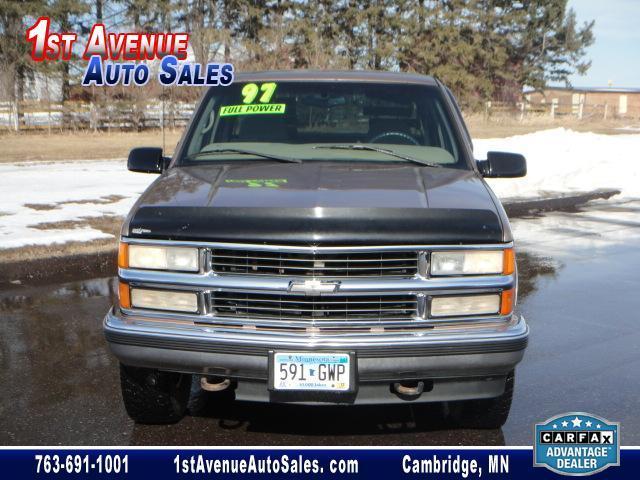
[200,376,231,392]
[393,380,425,397]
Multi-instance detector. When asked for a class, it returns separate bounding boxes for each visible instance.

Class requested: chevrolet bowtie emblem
[288,279,340,295]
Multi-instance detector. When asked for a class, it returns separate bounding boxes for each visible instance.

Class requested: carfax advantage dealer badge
[534,412,620,476]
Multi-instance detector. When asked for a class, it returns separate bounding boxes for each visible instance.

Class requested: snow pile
[0,160,153,249]
[477,128,640,200]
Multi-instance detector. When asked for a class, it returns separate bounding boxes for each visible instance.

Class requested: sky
[566,0,640,88]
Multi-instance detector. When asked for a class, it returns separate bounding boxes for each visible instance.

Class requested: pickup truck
[104,70,528,428]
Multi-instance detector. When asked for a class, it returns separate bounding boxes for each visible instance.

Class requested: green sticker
[220,103,286,116]
[258,82,277,103]
[225,178,287,188]
[242,82,277,103]
[241,83,260,104]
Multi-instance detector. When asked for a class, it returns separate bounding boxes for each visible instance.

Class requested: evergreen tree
[487,0,595,100]
[48,0,89,101]
[1,0,596,113]
[0,0,44,127]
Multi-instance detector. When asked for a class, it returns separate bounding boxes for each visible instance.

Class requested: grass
[0,238,116,265]
[0,215,123,265]
[466,115,639,138]
[0,238,118,286]
[0,129,183,162]
[58,194,126,205]
[23,195,126,212]
[23,203,58,211]
[28,215,123,236]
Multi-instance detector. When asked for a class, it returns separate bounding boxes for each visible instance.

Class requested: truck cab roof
[235,69,438,86]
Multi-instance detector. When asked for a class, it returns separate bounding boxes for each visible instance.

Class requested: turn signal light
[118,242,129,268]
[118,281,131,309]
[500,288,514,315]
[503,248,515,275]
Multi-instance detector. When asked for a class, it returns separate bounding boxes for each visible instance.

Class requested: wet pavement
[1,198,639,446]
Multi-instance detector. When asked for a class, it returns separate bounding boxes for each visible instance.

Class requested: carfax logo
[534,412,619,476]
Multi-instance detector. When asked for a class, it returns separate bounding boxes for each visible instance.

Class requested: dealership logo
[534,412,619,476]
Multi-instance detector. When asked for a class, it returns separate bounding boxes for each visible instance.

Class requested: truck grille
[211,292,418,322]
[210,249,418,277]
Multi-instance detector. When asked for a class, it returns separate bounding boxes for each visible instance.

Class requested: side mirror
[478,151,526,178]
[127,147,171,173]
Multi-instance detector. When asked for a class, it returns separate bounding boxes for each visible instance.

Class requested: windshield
[179,81,465,167]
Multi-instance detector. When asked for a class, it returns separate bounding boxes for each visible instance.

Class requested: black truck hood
[126,162,507,245]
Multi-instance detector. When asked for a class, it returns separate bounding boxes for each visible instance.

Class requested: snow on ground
[0,160,153,249]
[478,128,640,200]
[1,128,639,250]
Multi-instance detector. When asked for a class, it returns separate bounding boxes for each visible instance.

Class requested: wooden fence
[2,98,638,132]
[0,100,195,132]
[484,101,640,121]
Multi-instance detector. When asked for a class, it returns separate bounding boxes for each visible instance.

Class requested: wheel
[369,131,420,145]
[448,371,515,429]
[119,363,191,424]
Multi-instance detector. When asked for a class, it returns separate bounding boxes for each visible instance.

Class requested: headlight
[121,244,199,272]
[430,249,513,276]
[129,287,199,313]
[430,294,500,317]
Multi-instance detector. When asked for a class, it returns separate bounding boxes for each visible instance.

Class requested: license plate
[272,352,351,391]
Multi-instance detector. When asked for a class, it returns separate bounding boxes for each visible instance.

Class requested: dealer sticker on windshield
[220,103,286,116]
[272,352,350,391]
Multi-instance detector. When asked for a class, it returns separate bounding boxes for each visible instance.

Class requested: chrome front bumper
[104,308,528,404]
[108,239,528,404]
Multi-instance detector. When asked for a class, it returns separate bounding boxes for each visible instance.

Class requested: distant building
[525,86,640,118]
[0,70,62,103]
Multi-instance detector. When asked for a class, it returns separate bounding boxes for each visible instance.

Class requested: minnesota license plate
[272,352,351,391]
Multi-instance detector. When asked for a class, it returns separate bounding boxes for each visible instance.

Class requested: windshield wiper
[313,144,442,168]
[186,147,301,163]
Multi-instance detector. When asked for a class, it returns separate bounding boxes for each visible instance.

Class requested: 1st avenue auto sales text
[25,17,234,87]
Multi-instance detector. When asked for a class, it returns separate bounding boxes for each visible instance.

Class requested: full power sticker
[534,412,619,476]
[219,103,286,116]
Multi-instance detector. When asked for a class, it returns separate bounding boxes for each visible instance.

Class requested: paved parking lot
[1,199,639,446]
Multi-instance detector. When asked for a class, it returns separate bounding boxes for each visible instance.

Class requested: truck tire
[448,371,514,429]
[119,364,191,424]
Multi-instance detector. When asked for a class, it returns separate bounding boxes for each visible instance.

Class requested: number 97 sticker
[242,82,277,104]
[219,82,285,117]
